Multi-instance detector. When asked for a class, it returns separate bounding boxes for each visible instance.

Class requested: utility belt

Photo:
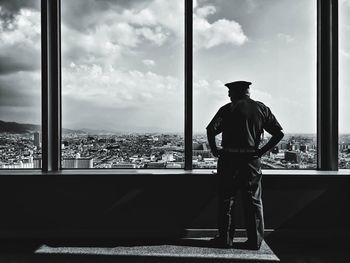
[219,148,259,160]
[222,148,257,153]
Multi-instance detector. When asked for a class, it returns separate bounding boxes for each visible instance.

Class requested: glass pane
[61,0,184,169]
[0,1,41,169]
[339,0,350,169]
[193,0,317,169]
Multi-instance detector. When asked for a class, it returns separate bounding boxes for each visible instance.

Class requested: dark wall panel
[0,174,349,238]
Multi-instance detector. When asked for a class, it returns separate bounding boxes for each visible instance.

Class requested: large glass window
[193,0,317,169]
[61,0,184,168]
[0,0,41,169]
[339,0,350,169]
[1,0,342,173]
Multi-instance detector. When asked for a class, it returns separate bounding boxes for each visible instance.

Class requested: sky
[0,0,41,125]
[193,0,317,134]
[0,0,349,134]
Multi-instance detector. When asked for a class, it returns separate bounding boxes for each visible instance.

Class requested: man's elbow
[276,130,284,140]
[271,130,284,142]
[207,128,215,137]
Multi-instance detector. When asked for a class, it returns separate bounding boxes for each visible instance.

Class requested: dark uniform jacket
[207,97,283,150]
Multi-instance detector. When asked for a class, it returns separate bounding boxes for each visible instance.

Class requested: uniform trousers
[217,152,264,248]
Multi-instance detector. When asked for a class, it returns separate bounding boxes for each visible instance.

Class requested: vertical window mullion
[184,0,193,170]
[41,0,61,172]
[317,0,338,170]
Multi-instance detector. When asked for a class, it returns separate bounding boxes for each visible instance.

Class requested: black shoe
[208,235,233,248]
[242,239,261,250]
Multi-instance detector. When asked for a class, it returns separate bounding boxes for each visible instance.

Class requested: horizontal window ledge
[0,169,350,177]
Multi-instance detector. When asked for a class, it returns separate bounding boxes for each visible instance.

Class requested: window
[0,0,342,173]
[339,0,350,169]
[193,0,317,169]
[0,0,41,169]
[61,0,184,169]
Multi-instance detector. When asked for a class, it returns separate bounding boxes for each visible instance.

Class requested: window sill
[0,169,349,176]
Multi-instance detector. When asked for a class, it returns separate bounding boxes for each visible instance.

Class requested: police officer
[206,81,284,249]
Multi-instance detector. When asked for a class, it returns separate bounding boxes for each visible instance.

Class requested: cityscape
[1,122,350,170]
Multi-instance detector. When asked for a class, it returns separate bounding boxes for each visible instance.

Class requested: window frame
[317,0,338,170]
[1,0,340,175]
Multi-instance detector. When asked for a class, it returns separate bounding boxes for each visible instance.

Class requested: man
[206,81,284,249]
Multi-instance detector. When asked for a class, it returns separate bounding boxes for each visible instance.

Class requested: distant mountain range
[0,120,89,134]
[0,120,40,134]
[1,120,349,136]
[0,120,161,135]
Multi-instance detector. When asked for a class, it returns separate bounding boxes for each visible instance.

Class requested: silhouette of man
[206,81,284,249]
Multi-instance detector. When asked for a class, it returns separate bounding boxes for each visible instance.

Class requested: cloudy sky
[0,0,349,134]
[0,0,40,125]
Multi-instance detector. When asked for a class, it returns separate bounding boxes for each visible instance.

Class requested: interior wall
[0,174,349,239]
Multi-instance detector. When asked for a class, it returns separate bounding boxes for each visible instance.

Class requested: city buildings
[1,131,350,170]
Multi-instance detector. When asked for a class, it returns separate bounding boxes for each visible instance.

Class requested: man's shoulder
[252,100,272,111]
[253,100,268,108]
[218,103,232,111]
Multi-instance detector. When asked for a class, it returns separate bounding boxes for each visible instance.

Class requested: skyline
[0,0,350,133]
[2,118,350,136]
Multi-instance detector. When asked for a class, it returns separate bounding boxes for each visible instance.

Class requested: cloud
[196,5,216,18]
[61,0,185,69]
[0,7,40,75]
[193,3,248,49]
[61,0,155,32]
[0,52,39,74]
[62,64,183,132]
[193,79,226,100]
[0,0,249,131]
[0,0,39,13]
[61,0,182,42]
[0,2,41,124]
[142,59,156,67]
[140,0,184,38]
[194,79,210,93]
[0,70,41,124]
[59,0,185,132]
[63,0,247,54]
[136,26,169,46]
[61,22,169,70]
[62,64,182,109]
[0,71,40,107]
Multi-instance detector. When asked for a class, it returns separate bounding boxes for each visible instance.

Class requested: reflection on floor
[36,238,279,262]
[0,236,349,263]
